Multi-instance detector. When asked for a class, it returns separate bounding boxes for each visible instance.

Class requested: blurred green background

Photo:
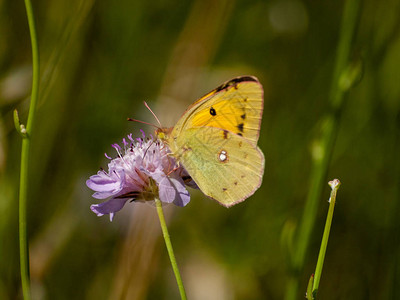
[1,0,400,299]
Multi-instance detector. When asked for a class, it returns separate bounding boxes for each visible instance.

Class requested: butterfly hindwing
[175,126,264,207]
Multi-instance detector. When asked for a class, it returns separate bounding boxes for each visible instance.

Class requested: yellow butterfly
[158,76,265,207]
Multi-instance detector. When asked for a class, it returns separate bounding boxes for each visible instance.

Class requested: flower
[86,131,195,221]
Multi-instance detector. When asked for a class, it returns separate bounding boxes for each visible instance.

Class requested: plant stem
[24,1,40,131]
[155,199,187,300]
[19,0,40,299]
[285,0,361,299]
[312,179,341,298]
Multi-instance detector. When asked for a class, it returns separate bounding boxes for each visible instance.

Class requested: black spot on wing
[241,113,246,120]
[210,107,216,116]
[237,123,244,132]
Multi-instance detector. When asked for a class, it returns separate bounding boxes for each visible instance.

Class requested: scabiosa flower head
[86,131,195,221]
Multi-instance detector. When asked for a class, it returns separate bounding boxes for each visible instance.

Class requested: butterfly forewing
[170,76,264,146]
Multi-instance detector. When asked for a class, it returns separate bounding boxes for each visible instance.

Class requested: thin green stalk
[19,133,31,300]
[285,0,361,299]
[312,179,341,298]
[155,198,187,300]
[19,0,40,299]
[24,1,40,131]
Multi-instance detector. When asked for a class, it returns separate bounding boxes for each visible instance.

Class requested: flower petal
[146,170,176,203]
[148,170,190,206]
[90,197,129,221]
[86,169,125,199]
[169,176,190,207]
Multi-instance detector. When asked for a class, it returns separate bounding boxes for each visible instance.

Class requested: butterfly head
[155,127,173,142]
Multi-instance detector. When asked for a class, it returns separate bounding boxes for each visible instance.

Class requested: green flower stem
[155,198,187,300]
[312,179,341,298]
[19,131,31,300]
[19,0,40,299]
[285,0,361,299]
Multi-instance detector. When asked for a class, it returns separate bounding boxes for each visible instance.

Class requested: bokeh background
[1,0,400,299]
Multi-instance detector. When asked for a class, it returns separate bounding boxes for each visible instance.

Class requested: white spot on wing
[218,150,228,162]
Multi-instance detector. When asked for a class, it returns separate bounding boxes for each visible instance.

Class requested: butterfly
[157,76,265,207]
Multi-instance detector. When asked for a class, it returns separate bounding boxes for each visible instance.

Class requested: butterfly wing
[174,126,265,206]
[165,76,265,206]
[170,76,263,146]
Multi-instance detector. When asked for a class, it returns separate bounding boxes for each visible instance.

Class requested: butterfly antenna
[127,102,163,129]
[127,118,159,129]
[144,101,162,128]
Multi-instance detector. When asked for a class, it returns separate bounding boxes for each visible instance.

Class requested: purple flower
[86,132,196,221]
